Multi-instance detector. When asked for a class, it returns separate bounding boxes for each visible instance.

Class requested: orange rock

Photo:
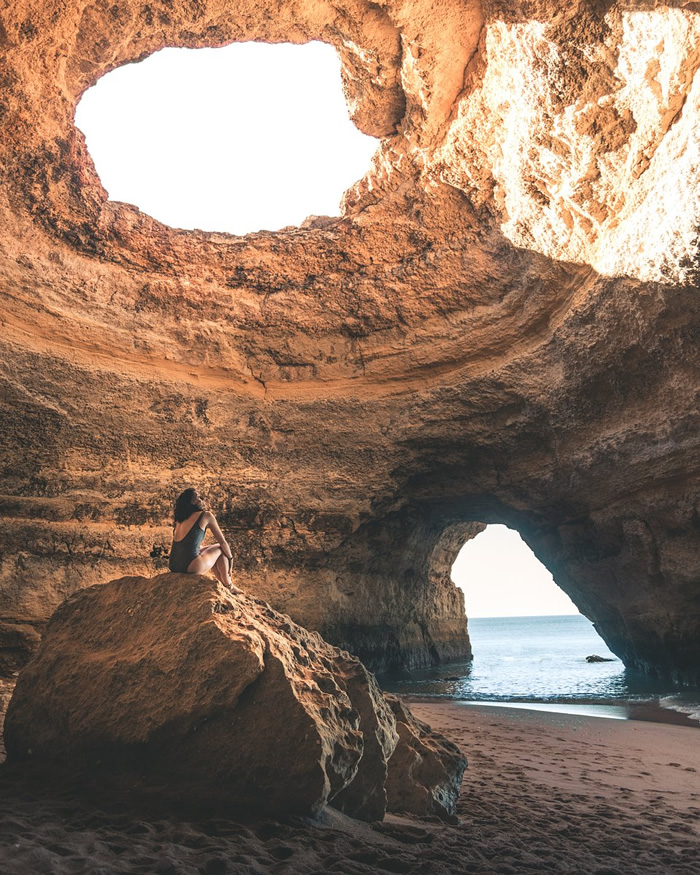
[385,694,466,822]
[5,574,365,816]
[4,574,466,819]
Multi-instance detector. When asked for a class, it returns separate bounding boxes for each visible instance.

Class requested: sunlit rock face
[0,1,698,683]
[429,4,700,284]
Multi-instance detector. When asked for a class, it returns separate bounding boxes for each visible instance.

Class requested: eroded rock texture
[0,1,698,682]
[384,693,466,821]
[4,574,465,820]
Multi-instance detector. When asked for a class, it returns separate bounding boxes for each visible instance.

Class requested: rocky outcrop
[328,658,400,821]
[3,573,465,820]
[0,1,698,683]
[385,694,467,822]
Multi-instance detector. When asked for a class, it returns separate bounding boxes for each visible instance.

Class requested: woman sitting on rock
[169,488,239,592]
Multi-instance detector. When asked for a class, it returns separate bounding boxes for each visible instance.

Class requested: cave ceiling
[0,0,698,684]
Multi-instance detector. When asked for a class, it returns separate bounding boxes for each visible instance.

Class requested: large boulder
[3,574,464,820]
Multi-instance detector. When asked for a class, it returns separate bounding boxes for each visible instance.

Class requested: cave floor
[0,700,698,874]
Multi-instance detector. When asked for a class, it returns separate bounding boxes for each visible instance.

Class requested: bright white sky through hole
[451,524,579,618]
[74,41,379,235]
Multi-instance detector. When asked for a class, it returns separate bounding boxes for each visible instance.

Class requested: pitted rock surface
[385,694,467,822]
[0,1,698,683]
[3,573,463,820]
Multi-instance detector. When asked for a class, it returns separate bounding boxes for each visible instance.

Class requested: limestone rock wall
[429,2,700,284]
[0,0,698,682]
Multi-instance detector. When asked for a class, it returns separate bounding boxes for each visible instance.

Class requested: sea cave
[0,1,699,871]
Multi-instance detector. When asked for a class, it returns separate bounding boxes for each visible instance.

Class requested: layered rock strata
[0,1,698,682]
[3,573,466,820]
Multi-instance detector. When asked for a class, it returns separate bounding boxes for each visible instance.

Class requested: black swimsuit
[169,512,206,572]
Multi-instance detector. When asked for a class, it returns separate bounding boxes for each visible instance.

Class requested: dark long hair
[173,488,205,523]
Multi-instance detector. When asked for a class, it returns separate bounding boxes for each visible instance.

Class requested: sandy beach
[1,698,698,874]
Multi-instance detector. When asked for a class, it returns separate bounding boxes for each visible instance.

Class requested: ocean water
[380,615,700,724]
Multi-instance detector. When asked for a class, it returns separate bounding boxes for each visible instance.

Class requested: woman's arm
[206,512,233,560]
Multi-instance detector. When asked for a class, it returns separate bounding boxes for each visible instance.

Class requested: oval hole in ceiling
[75,41,379,235]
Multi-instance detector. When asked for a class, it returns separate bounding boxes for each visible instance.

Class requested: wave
[659,695,700,725]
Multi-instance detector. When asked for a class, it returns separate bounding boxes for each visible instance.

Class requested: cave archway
[271,495,699,688]
[451,524,578,620]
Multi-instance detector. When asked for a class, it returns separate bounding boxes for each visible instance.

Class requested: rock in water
[385,694,467,821]
[3,574,464,820]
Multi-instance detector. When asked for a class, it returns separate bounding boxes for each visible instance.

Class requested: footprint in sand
[268,844,295,860]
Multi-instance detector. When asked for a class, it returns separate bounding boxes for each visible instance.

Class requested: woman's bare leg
[213,552,232,588]
[187,545,222,576]
[216,554,242,593]
[188,546,239,591]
